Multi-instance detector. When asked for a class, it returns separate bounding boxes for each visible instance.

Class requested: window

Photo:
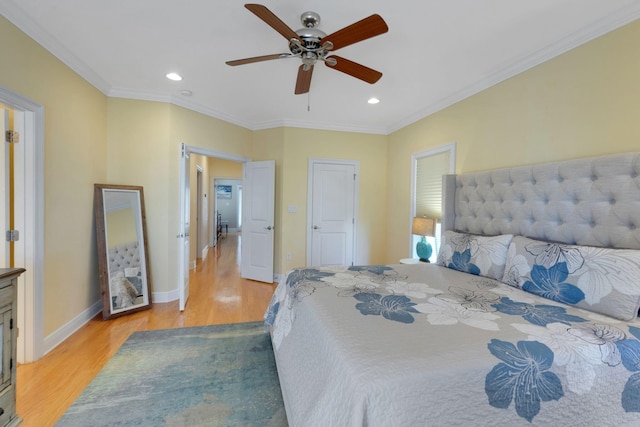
[410,142,456,261]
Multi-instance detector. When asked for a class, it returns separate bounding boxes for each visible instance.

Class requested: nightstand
[399,258,421,264]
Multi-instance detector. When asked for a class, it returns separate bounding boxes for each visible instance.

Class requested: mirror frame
[94,184,153,319]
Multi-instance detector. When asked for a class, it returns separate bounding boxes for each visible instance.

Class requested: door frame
[177,144,251,310]
[0,86,45,363]
[306,158,359,267]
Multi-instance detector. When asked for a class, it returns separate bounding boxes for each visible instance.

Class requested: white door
[308,160,357,267]
[178,144,190,310]
[241,160,275,283]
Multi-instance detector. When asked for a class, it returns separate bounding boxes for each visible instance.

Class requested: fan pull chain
[307,92,311,112]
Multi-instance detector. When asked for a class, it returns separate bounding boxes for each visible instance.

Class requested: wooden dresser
[0,269,23,427]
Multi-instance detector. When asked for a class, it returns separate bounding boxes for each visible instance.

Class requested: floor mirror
[94,184,152,319]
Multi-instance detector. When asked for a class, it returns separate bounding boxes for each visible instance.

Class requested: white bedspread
[264,263,640,426]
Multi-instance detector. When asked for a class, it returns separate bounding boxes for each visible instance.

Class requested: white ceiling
[2,1,639,135]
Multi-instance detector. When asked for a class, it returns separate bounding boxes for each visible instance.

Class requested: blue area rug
[56,322,287,426]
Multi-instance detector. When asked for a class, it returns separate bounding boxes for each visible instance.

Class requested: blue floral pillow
[502,236,640,321]
[437,231,513,281]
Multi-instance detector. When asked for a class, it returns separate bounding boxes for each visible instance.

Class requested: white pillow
[502,236,640,321]
[124,267,140,277]
[437,231,513,281]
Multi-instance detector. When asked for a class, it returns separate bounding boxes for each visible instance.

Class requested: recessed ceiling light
[166,72,182,81]
[180,90,193,97]
[368,97,380,104]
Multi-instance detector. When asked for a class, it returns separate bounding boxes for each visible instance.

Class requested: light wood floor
[16,232,277,427]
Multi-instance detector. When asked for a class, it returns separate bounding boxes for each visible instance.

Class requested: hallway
[16,231,277,426]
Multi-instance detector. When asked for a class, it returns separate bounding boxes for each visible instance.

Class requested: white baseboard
[43,299,103,357]
[42,264,273,357]
[201,245,209,259]
[42,288,183,357]
[41,288,183,358]
[151,288,179,303]
[190,260,196,270]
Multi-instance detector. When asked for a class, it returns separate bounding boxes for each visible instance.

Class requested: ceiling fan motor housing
[289,12,332,67]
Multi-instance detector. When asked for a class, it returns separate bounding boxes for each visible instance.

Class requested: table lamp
[412,217,435,262]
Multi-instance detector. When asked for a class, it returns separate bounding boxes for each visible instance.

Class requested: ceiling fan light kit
[226,4,388,95]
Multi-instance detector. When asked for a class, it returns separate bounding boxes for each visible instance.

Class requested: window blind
[415,151,450,220]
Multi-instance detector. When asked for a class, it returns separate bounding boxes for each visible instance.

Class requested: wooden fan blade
[295,64,314,94]
[245,4,299,41]
[324,56,382,84]
[226,54,290,66]
[322,14,388,51]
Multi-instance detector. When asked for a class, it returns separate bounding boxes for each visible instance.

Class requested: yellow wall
[107,101,253,296]
[274,128,388,272]
[253,127,387,273]
[387,19,640,263]
[106,99,172,298]
[209,158,243,177]
[0,16,108,336]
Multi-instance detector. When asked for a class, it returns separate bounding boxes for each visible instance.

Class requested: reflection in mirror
[94,184,152,319]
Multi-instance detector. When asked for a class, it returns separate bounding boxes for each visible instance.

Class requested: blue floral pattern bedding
[265,263,640,426]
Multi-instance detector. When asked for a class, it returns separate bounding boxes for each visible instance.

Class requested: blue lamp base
[416,237,432,262]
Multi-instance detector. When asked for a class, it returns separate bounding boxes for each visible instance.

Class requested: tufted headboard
[108,241,141,275]
[441,152,640,249]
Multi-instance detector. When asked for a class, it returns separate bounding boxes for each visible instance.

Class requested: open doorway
[213,178,242,246]
[190,156,243,268]
[179,145,275,310]
[179,145,248,311]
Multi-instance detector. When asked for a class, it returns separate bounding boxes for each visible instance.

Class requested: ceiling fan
[226,4,389,95]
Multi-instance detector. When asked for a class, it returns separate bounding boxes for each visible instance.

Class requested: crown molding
[107,87,255,130]
[0,2,112,94]
[387,3,640,134]
[252,118,387,135]
[3,1,639,136]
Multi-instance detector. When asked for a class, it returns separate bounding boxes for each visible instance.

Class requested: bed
[265,152,640,426]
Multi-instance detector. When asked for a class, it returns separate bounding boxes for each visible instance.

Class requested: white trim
[251,119,388,136]
[178,144,189,310]
[0,85,45,363]
[409,142,456,257]
[151,288,180,304]
[306,158,360,267]
[186,146,251,163]
[43,300,102,357]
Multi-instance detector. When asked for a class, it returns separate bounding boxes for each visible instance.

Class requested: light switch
[287,205,297,213]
